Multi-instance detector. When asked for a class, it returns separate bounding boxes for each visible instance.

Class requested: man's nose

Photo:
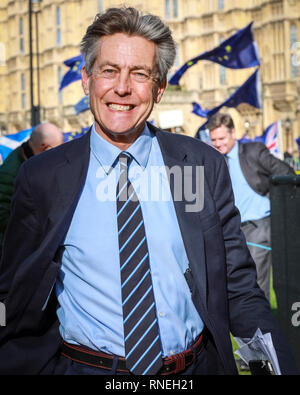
[113,71,131,96]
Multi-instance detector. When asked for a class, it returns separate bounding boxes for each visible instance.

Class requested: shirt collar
[90,123,153,174]
[227,141,238,160]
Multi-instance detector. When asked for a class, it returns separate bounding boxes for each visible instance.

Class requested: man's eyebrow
[96,62,119,70]
[96,62,153,73]
[130,65,153,73]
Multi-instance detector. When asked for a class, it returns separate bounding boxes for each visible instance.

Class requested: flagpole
[28,0,41,127]
[258,68,264,134]
[278,120,284,160]
[29,0,34,126]
[34,6,41,121]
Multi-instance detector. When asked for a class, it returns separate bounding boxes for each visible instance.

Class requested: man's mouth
[107,103,134,111]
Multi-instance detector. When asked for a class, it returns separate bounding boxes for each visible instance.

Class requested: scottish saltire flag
[192,69,262,118]
[169,22,260,85]
[0,128,33,163]
[74,96,89,114]
[59,55,84,90]
[63,127,90,143]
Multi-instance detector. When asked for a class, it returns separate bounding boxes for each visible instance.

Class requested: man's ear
[231,128,237,140]
[154,79,167,104]
[38,143,49,153]
[81,66,90,95]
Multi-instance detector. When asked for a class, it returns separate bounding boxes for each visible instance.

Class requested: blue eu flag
[169,22,260,85]
[63,127,90,143]
[297,137,300,152]
[74,96,90,114]
[59,55,85,90]
[192,69,262,118]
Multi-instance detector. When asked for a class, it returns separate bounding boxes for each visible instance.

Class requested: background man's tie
[116,152,163,375]
[224,154,229,166]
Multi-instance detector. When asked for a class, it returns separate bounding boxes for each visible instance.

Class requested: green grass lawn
[231,270,277,375]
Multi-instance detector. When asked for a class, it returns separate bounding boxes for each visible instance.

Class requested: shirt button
[169,350,175,355]
[158,311,164,317]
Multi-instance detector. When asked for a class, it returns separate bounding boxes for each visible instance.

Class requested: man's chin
[95,120,146,141]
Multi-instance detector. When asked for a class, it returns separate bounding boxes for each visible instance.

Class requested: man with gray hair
[0,7,298,376]
[0,122,63,253]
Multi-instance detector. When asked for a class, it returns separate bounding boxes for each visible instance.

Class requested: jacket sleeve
[0,166,18,236]
[0,163,42,301]
[257,143,295,176]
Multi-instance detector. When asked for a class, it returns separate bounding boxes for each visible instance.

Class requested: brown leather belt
[61,332,205,375]
[241,220,256,227]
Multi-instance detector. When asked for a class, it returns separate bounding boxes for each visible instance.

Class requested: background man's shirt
[227,142,270,222]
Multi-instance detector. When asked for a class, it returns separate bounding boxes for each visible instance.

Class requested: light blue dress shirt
[227,142,270,222]
[56,124,203,357]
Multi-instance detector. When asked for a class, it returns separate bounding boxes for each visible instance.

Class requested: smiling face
[209,124,236,155]
[81,33,166,149]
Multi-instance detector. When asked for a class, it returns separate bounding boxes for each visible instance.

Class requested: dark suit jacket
[238,142,294,196]
[0,124,298,374]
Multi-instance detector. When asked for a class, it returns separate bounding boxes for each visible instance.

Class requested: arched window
[218,0,225,11]
[219,37,226,85]
[98,0,103,13]
[21,73,26,109]
[56,6,62,46]
[290,23,298,77]
[165,0,170,19]
[19,17,24,53]
[173,0,178,18]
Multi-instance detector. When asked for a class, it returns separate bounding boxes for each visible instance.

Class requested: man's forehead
[211,125,231,135]
[94,33,156,60]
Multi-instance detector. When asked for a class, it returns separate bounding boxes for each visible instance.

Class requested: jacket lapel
[41,130,91,260]
[237,141,250,181]
[49,130,91,224]
[154,127,207,307]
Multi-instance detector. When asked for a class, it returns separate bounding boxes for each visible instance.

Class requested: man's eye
[102,69,116,77]
[132,72,150,81]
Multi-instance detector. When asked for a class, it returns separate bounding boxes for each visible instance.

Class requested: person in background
[208,112,294,301]
[0,122,63,252]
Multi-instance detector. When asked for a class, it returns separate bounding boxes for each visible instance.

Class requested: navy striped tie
[116,152,163,375]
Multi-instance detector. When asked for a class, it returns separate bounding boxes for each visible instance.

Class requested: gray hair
[80,7,176,84]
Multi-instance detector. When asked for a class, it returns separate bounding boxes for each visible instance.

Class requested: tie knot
[119,152,131,167]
